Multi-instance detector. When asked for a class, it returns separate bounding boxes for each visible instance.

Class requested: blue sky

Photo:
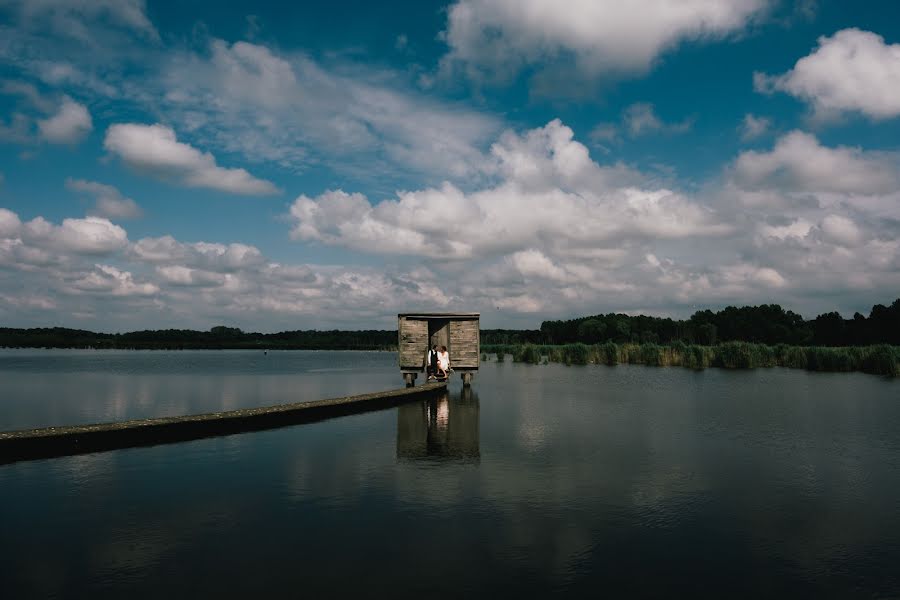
[1,0,899,331]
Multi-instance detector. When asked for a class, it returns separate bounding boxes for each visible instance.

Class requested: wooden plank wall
[450,319,480,369]
[399,317,429,369]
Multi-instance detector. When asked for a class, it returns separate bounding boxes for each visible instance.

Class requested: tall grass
[479,342,898,376]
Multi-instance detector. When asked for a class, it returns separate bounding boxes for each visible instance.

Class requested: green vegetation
[482,342,899,376]
[2,297,897,376]
[533,298,900,347]
[478,297,900,376]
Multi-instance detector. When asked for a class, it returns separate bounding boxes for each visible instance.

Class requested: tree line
[1,298,897,350]
[0,326,397,350]
[536,298,900,347]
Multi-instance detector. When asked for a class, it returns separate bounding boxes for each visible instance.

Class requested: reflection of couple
[426,344,450,380]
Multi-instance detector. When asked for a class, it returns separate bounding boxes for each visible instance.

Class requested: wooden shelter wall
[450,320,479,368]
[398,317,428,369]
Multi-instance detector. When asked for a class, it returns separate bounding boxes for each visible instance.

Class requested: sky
[1,0,899,332]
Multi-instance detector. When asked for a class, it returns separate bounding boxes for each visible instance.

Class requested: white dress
[438,351,450,371]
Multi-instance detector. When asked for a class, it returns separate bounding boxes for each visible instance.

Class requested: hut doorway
[429,318,450,354]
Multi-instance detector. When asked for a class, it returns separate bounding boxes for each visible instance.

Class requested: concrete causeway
[0,381,447,465]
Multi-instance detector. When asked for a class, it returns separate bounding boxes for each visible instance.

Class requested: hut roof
[398,312,480,319]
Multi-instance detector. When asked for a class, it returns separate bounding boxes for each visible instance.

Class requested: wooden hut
[398,312,480,386]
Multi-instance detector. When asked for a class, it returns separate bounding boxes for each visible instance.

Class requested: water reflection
[396,388,480,462]
[0,350,402,429]
[2,354,900,598]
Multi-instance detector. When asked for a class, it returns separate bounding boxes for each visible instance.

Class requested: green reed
[479,342,898,376]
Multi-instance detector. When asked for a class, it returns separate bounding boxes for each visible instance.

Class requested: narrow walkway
[0,382,447,465]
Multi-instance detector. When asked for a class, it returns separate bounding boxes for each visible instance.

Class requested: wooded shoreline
[2,298,897,352]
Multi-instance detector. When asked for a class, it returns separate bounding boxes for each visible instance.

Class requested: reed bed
[480,342,899,376]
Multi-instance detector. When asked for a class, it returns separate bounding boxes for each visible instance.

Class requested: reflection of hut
[396,389,480,462]
[398,313,480,386]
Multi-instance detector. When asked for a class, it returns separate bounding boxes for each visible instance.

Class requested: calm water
[2,350,899,598]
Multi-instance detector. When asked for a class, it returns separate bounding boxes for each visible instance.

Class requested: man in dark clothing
[426,344,438,380]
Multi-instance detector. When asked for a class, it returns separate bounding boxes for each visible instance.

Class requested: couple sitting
[426,344,450,380]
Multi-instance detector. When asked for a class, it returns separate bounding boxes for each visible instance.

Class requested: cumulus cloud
[820,214,863,247]
[441,0,771,83]
[289,120,730,261]
[0,83,93,145]
[755,28,900,120]
[130,236,266,272]
[508,249,568,283]
[66,179,142,219]
[732,131,899,195]
[21,216,128,255]
[739,113,771,140]
[155,265,226,288]
[2,154,899,329]
[71,264,158,296]
[758,218,813,241]
[103,123,279,196]
[280,120,900,319]
[0,207,455,329]
[0,208,22,238]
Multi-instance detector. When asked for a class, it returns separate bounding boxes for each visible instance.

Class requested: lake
[2,349,899,598]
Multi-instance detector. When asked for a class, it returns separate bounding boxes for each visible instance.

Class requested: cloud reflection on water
[1,355,899,597]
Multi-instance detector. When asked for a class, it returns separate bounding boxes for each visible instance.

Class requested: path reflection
[396,388,480,463]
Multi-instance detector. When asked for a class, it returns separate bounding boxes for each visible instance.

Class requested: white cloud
[508,249,568,282]
[721,263,787,288]
[155,265,226,288]
[0,178,898,329]
[71,264,158,296]
[732,131,899,195]
[281,121,900,320]
[130,236,265,272]
[103,123,279,196]
[755,28,900,120]
[589,103,691,145]
[589,123,619,145]
[66,179,142,219]
[0,208,22,238]
[159,39,501,183]
[22,216,128,255]
[622,103,692,137]
[758,218,813,241]
[820,214,863,247]
[289,121,731,260]
[0,83,93,145]
[441,0,771,82]
[739,113,771,140]
[37,97,92,144]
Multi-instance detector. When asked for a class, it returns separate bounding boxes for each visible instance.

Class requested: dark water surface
[2,350,899,598]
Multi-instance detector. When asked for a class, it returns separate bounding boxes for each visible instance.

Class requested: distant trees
[0,326,397,350]
[1,299,898,350]
[539,298,900,347]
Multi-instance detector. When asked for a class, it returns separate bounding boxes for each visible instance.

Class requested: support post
[403,372,417,387]
[461,372,473,387]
